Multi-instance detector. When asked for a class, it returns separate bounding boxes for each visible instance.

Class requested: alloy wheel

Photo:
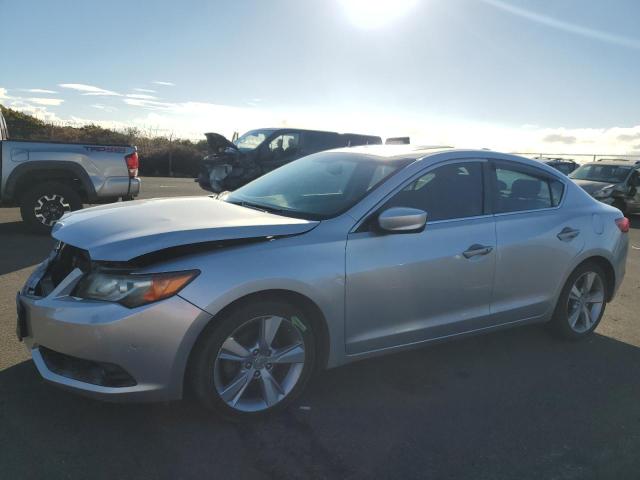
[33,194,71,226]
[566,271,605,334]
[213,315,306,412]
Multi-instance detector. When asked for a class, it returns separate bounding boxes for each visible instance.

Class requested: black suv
[539,157,579,175]
[197,128,381,193]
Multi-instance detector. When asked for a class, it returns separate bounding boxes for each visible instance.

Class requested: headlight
[74,270,199,308]
[593,186,614,198]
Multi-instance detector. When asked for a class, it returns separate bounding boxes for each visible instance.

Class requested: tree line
[0,106,208,177]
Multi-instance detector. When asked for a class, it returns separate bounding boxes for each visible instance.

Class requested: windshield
[224,152,407,219]
[233,129,275,151]
[569,164,631,183]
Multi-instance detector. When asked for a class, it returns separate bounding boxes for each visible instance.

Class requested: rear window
[493,166,563,213]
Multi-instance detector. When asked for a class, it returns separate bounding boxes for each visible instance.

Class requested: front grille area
[49,244,91,286]
[34,243,91,296]
[39,346,137,388]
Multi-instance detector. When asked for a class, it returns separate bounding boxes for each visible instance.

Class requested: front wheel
[20,182,83,234]
[188,299,316,420]
[549,263,607,340]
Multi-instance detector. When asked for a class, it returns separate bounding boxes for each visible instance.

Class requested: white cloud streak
[152,81,175,86]
[125,93,158,100]
[27,97,64,106]
[20,88,58,94]
[133,88,156,93]
[59,83,122,96]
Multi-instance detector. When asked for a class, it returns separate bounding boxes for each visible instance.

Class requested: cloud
[59,83,121,96]
[27,97,64,106]
[126,93,158,100]
[617,132,640,142]
[123,98,174,110]
[0,87,8,99]
[542,133,577,144]
[152,81,175,86]
[20,88,59,94]
[133,88,156,93]
[91,104,118,113]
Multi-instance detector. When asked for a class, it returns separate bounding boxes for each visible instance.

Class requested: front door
[345,160,496,355]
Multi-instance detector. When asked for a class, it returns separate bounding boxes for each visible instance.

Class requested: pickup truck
[0,110,141,233]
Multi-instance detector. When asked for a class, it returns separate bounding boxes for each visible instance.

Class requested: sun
[337,0,419,29]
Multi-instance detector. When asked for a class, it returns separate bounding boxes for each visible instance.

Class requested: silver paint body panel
[19,148,629,401]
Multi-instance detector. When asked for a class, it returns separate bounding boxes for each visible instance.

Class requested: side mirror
[377,207,427,233]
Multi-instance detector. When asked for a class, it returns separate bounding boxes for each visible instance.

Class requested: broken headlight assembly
[74,270,199,308]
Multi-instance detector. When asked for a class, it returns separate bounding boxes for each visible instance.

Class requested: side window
[493,166,560,213]
[265,133,300,161]
[385,162,484,221]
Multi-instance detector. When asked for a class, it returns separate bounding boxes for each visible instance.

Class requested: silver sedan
[18,146,629,419]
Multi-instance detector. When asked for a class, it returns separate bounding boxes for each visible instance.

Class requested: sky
[1,0,640,155]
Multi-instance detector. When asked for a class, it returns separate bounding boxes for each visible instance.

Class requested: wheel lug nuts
[266,363,272,370]
[254,371,261,378]
[245,362,252,369]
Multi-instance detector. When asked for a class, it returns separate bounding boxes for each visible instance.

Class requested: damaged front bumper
[17,245,211,402]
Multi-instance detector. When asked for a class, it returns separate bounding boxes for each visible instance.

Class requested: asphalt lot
[1,177,640,479]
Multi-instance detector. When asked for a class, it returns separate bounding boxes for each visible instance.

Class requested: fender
[3,161,97,202]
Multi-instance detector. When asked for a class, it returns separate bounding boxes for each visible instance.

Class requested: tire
[549,262,607,340]
[19,182,83,234]
[188,299,316,421]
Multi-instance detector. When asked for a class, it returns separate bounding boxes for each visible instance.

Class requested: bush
[1,105,208,177]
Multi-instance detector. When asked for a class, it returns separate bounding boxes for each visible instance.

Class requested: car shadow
[629,214,640,229]
[0,220,54,275]
[2,326,640,479]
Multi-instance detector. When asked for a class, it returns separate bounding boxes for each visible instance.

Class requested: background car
[18,147,629,419]
[569,159,640,214]
[197,128,382,193]
[537,157,579,175]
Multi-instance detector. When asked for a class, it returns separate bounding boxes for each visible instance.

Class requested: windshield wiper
[227,199,323,221]
[229,200,287,215]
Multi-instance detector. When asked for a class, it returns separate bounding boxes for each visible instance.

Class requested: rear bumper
[129,177,141,197]
[19,291,211,402]
[611,233,628,299]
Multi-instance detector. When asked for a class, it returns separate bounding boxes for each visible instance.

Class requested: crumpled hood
[53,197,318,261]
[572,179,614,195]
[205,132,239,153]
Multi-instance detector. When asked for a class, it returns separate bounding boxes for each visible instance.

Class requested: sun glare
[337,0,419,29]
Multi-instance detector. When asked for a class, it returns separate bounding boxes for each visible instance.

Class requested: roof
[587,159,640,166]
[328,144,454,161]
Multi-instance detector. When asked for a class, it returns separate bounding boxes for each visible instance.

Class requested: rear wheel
[189,299,316,420]
[20,182,83,234]
[549,263,607,340]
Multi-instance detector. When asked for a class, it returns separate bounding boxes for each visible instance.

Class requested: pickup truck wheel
[20,182,82,234]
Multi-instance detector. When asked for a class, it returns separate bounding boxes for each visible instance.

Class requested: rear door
[345,159,497,354]
[489,160,583,323]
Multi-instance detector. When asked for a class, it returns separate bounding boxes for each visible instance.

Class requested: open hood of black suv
[205,132,239,153]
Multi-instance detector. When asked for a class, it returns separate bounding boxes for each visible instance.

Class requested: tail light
[615,217,630,233]
[125,151,139,178]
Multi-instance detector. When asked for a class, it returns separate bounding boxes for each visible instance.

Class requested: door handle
[463,244,493,259]
[557,227,580,242]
